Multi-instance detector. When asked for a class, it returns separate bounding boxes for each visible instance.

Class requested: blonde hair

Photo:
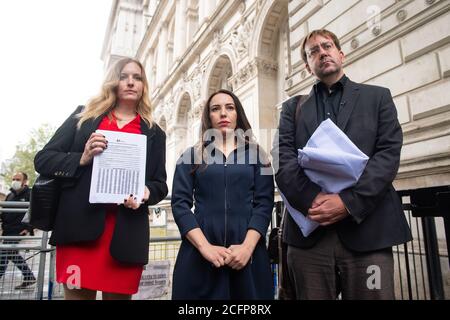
[77,58,153,128]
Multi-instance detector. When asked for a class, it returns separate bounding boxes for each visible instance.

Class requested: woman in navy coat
[171,89,274,299]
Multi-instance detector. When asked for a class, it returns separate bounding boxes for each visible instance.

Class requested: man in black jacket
[0,172,36,289]
[272,29,411,299]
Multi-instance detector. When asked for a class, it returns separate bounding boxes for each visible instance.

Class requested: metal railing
[0,200,183,300]
[1,188,448,300]
[0,201,61,300]
[269,190,449,300]
[0,234,181,300]
[395,187,450,300]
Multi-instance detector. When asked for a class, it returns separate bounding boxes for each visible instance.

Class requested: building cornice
[101,0,120,61]
[136,1,168,58]
[138,0,243,101]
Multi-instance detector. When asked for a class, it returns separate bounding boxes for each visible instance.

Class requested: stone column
[148,0,158,16]
[186,3,198,45]
[198,0,206,24]
[205,0,217,19]
[145,48,155,86]
[174,0,187,60]
[198,0,216,25]
[156,22,168,86]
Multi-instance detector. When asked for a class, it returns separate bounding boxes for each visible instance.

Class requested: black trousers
[0,240,35,281]
[286,228,395,300]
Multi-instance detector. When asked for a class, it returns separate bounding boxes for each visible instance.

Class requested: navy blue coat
[171,145,274,299]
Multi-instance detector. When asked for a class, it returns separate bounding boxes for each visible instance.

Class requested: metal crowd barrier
[270,194,449,300]
[1,191,448,300]
[395,187,450,300]
[0,200,183,300]
[0,201,62,300]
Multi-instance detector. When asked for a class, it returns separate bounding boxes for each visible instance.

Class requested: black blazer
[34,106,168,264]
[272,79,412,252]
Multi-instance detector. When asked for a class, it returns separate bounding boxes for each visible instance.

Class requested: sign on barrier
[133,260,171,300]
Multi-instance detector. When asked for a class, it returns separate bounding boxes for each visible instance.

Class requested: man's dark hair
[301,29,342,63]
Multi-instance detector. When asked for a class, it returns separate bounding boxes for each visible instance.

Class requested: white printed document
[89,130,147,204]
[281,119,369,237]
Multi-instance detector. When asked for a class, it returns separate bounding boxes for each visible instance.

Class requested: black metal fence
[395,186,449,300]
[270,186,449,300]
[1,186,449,300]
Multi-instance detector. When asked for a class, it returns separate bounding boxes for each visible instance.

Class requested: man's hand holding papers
[280,119,369,237]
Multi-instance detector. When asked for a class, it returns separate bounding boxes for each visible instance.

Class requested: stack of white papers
[281,119,369,237]
[89,130,147,204]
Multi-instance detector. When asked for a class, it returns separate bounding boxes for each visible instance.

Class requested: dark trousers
[0,240,35,281]
[286,228,395,300]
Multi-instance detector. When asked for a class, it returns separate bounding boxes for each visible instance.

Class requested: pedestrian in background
[0,172,36,290]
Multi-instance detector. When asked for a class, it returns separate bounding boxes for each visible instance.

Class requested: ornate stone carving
[256,58,278,77]
[230,17,254,58]
[229,58,278,88]
[193,78,202,101]
[182,71,189,83]
[397,9,407,22]
[371,25,381,36]
[301,70,307,80]
[255,0,263,16]
[212,29,222,54]
[184,60,206,103]
[287,78,293,87]
[190,68,203,101]
[164,100,174,123]
[188,102,203,123]
[238,0,246,14]
[229,61,257,88]
[351,38,359,49]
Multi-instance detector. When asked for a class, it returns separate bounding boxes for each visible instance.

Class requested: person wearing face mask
[0,172,36,289]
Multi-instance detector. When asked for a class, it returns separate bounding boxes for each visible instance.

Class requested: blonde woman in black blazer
[34,58,167,300]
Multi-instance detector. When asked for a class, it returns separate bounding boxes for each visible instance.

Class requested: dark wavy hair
[200,89,254,141]
[191,89,269,173]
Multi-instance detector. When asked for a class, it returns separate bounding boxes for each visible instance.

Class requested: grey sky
[0,0,112,165]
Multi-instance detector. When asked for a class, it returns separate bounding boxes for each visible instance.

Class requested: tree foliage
[1,123,55,187]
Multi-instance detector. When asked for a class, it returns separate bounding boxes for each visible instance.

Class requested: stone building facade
[102,0,450,192]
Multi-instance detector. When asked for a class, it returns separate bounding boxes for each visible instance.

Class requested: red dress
[56,113,143,294]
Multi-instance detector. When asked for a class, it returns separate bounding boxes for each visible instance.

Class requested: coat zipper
[224,161,228,247]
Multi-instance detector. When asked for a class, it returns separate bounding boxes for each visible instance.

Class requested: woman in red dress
[35,58,168,300]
